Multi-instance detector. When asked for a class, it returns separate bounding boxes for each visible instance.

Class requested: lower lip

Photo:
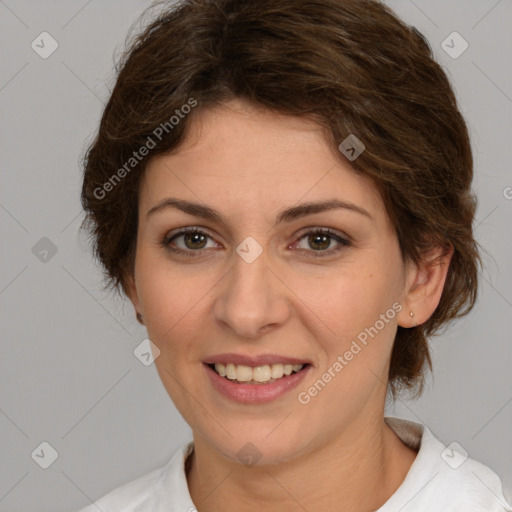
[204,363,311,404]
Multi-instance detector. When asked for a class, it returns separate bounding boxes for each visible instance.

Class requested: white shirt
[75,416,512,511]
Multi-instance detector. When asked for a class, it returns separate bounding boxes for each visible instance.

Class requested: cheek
[135,252,184,339]
[290,261,401,382]
[135,251,218,360]
[295,265,396,335]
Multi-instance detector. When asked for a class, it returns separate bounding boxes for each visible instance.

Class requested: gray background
[0,1,511,510]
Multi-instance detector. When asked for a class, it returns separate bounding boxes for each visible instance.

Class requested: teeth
[225,363,237,380]
[236,365,253,382]
[253,365,271,382]
[271,364,284,379]
[213,363,304,383]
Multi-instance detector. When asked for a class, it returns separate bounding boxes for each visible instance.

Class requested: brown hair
[80,0,481,399]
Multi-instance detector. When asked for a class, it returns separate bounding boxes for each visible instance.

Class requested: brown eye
[162,228,217,256]
[293,229,351,258]
[306,232,332,251]
[181,231,208,250]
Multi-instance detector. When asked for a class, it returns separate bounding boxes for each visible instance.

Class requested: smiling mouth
[208,362,309,384]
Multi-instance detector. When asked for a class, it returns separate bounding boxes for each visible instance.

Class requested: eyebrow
[146,198,373,225]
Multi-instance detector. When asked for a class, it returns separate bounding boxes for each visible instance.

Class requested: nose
[212,245,291,339]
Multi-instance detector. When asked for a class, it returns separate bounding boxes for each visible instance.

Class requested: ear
[124,272,142,317]
[397,242,454,328]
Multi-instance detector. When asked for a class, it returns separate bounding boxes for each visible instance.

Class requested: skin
[126,98,453,512]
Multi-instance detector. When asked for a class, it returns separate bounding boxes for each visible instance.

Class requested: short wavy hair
[80,0,481,399]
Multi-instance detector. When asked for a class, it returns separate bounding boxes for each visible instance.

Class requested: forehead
[139,99,387,226]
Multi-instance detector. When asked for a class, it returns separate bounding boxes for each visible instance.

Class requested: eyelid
[163,225,351,242]
[161,225,224,250]
[294,225,352,243]
[161,225,352,258]
[162,226,218,248]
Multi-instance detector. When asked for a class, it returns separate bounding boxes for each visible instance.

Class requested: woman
[76,0,511,510]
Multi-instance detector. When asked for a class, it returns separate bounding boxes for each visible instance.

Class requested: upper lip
[203,353,311,367]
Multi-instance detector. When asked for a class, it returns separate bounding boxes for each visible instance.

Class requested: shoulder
[72,442,194,512]
[382,417,512,511]
[429,453,512,511]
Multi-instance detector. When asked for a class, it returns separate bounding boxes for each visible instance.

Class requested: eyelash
[160,227,352,259]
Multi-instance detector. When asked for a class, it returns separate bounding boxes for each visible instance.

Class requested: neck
[186,414,417,512]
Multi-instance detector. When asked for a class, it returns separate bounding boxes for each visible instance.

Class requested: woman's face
[129,99,416,465]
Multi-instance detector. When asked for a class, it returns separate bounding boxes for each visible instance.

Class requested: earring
[409,311,414,318]
[136,312,144,325]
